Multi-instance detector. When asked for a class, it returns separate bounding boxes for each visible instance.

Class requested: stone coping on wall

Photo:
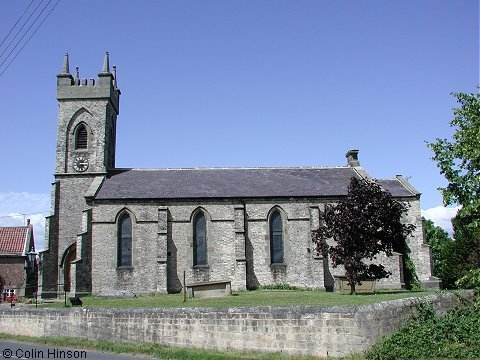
[0,291,474,358]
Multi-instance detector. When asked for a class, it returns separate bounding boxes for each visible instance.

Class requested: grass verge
[0,333,323,360]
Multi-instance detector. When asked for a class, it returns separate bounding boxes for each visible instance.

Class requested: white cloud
[0,192,50,251]
[421,205,460,237]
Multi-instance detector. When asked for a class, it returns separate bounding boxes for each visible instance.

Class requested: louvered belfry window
[76,125,88,149]
[193,212,207,266]
[270,210,284,264]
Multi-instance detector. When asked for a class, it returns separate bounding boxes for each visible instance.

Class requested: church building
[39,53,440,297]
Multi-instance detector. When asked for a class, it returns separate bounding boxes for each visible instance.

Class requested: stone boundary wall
[0,292,472,357]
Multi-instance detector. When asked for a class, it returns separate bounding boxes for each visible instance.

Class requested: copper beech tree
[312,177,415,294]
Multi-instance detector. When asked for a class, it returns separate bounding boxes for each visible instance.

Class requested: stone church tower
[40,53,120,296]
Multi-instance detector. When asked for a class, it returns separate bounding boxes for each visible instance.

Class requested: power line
[0,0,54,70]
[0,0,61,78]
[0,211,49,226]
[0,0,36,50]
[0,211,50,219]
[0,0,46,61]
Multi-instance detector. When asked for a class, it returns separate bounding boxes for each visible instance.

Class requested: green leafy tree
[422,218,459,288]
[456,268,480,295]
[312,177,415,294]
[428,90,480,271]
[452,212,480,273]
[428,91,480,218]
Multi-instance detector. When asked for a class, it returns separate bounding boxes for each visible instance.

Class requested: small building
[0,220,36,299]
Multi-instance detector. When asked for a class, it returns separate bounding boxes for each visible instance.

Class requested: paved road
[0,340,153,360]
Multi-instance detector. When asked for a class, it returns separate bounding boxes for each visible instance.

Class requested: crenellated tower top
[57,52,121,114]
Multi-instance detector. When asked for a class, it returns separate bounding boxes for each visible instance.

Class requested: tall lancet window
[75,124,88,149]
[118,213,132,267]
[270,210,284,264]
[193,212,207,266]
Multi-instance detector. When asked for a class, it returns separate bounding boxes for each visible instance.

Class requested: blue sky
[0,1,478,249]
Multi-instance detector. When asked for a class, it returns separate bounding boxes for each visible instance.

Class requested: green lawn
[40,289,435,309]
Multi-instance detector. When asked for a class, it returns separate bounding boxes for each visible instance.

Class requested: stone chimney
[346,149,360,167]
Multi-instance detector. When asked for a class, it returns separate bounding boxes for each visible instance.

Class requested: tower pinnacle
[60,53,70,74]
[102,52,110,73]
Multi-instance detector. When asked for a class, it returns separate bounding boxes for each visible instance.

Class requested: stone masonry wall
[403,198,435,284]
[246,200,323,289]
[56,176,96,292]
[91,199,333,294]
[91,201,241,294]
[55,100,115,175]
[90,197,425,295]
[0,292,471,357]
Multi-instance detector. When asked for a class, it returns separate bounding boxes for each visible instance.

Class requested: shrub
[456,269,480,295]
[366,299,480,359]
[259,284,299,291]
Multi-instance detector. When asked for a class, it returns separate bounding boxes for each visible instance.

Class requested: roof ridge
[112,166,352,171]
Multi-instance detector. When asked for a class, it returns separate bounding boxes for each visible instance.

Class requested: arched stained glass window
[193,212,207,266]
[270,210,284,264]
[75,124,88,149]
[118,213,132,267]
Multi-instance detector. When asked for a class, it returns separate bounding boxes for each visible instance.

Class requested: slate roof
[377,179,417,197]
[94,167,416,200]
[0,227,28,255]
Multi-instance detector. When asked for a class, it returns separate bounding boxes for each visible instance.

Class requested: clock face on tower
[73,156,89,172]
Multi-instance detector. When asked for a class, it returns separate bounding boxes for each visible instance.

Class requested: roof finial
[102,51,110,73]
[61,53,70,74]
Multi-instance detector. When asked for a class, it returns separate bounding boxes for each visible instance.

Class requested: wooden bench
[186,280,232,298]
